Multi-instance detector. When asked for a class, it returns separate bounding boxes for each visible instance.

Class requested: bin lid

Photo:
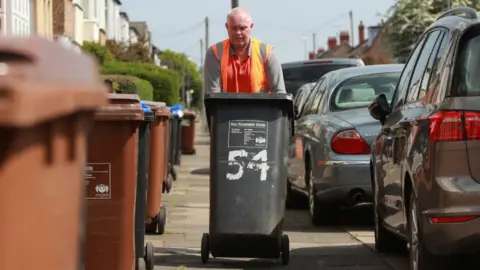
[204,92,294,136]
[141,101,155,122]
[169,104,184,118]
[95,94,144,121]
[183,110,197,118]
[141,101,171,118]
[0,36,108,127]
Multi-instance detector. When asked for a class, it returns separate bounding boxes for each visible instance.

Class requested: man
[204,7,286,94]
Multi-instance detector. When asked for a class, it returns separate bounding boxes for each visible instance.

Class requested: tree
[106,36,153,63]
[160,50,203,107]
[385,0,480,62]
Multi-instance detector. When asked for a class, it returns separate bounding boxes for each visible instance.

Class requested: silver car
[287,64,404,226]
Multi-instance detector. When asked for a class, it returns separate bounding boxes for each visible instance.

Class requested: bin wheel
[192,149,196,155]
[165,174,173,193]
[171,166,177,181]
[281,235,290,265]
[144,242,154,270]
[157,205,167,235]
[137,258,146,270]
[144,219,157,234]
[201,233,210,264]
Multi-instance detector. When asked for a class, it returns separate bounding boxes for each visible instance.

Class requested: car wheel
[372,175,406,253]
[286,180,305,209]
[307,164,336,226]
[408,191,450,270]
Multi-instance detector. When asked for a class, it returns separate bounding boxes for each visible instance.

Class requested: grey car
[369,7,480,270]
[293,82,315,116]
[282,58,364,96]
[287,64,403,225]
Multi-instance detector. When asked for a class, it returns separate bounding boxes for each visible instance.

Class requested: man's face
[226,16,253,48]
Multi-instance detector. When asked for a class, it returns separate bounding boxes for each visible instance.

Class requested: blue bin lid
[141,102,152,112]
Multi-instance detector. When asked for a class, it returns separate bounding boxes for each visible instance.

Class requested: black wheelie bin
[201,92,294,265]
[135,102,155,270]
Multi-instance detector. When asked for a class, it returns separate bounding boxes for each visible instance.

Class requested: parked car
[282,58,364,96]
[369,7,480,270]
[293,82,316,116]
[287,64,403,225]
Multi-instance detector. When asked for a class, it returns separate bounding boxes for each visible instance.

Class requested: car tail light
[430,215,478,223]
[331,129,370,155]
[429,111,480,141]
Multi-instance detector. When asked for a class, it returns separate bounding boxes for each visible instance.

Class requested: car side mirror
[368,94,391,124]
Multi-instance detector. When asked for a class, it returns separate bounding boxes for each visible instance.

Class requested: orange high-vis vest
[211,38,272,93]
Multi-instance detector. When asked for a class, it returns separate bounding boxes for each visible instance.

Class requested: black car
[282,58,364,96]
[369,7,480,270]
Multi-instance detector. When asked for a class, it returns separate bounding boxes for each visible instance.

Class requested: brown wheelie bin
[143,101,171,235]
[0,37,107,270]
[85,94,144,270]
[181,110,197,155]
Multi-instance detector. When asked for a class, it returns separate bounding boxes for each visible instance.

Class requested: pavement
[147,120,409,270]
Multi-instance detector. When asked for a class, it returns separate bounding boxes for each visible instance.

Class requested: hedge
[82,41,112,65]
[101,74,154,101]
[101,61,181,105]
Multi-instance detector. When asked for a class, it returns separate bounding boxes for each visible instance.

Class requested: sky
[121,0,394,66]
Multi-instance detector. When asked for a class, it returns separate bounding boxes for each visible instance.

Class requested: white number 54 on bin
[226,149,269,181]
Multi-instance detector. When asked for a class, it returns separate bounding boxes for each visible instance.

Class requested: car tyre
[307,164,336,226]
[408,191,450,270]
[372,173,406,253]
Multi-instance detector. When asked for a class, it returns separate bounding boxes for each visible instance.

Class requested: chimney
[339,31,349,45]
[358,21,365,45]
[308,52,316,59]
[327,37,337,49]
[317,47,324,54]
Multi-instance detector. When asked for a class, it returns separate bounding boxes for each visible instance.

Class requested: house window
[82,0,89,18]
[93,0,97,18]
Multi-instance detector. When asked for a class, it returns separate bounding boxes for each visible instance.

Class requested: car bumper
[420,175,480,255]
[313,160,372,205]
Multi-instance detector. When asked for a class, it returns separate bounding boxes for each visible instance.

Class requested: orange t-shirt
[225,55,253,93]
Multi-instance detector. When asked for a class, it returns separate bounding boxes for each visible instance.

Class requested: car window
[406,31,441,102]
[423,32,449,103]
[454,32,480,96]
[307,78,328,115]
[299,78,324,117]
[330,72,401,112]
[282,64,355,95]
[391,35,427,109]
[293,89,303,108]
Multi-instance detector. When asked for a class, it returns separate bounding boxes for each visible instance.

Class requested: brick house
[316,21,395,65]
[0,0,35,36]
[34,0,53,37]
[53,0,74,38]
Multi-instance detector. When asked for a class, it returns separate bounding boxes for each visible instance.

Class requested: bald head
[226,7,252,24]
[225,7,253,50]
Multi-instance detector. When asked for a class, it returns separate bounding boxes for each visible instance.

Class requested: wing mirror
[368,94,391,124]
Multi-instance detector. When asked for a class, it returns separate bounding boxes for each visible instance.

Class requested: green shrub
[82,41,112,65]
[101,61,181,105]
[101,74,154,101]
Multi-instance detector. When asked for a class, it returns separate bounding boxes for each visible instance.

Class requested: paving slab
[148,120,405,270]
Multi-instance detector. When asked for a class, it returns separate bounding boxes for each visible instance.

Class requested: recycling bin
[143,101,171,235]
[134,102,155,270]
[201,93,294,265]
[84,94,144,270]
[0,36,107,270]
[168,105,183,179]
[181,110,197,155]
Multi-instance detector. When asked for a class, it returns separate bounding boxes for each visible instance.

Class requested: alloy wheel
[308,170,315,217]
[409,201,419,270]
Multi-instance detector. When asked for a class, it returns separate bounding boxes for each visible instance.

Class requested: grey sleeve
[203,47,221,96]
[265,47,286,93]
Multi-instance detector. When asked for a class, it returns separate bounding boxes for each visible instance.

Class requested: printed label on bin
[85,163,111,199]
[227,120,268,148]
[181,119,191,126]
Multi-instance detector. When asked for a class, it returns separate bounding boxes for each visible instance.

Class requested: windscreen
[330,72,401,112]
[283,64,354,95]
